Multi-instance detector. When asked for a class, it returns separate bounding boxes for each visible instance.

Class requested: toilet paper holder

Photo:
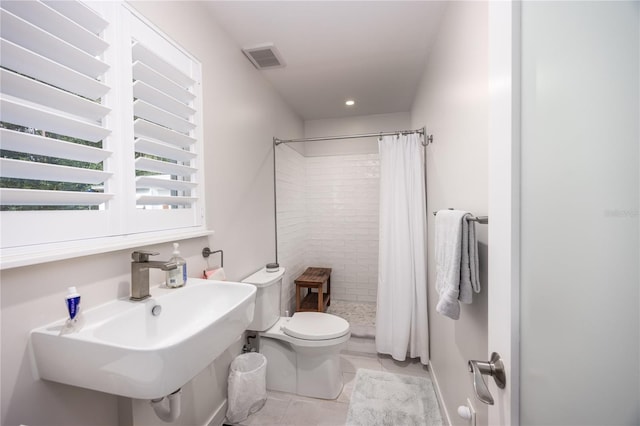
[468,352,506,405]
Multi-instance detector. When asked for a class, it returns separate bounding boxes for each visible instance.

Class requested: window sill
[0,228,214,270]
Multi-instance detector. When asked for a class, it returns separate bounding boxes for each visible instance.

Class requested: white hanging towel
[434,210,480,320]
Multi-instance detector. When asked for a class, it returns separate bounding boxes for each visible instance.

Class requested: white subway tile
[278,151,380,306]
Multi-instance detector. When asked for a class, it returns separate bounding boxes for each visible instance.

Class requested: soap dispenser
[166,243,187,288]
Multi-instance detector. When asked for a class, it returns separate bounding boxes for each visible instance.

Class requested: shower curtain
[376,133,429,364]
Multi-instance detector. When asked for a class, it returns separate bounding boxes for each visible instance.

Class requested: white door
[518,2,639,425]
[487,1,520,424]
[488,1,640,425]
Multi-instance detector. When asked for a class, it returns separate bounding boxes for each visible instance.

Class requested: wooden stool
[295,267,332,312]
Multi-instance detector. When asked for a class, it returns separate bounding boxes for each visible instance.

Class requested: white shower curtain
[376,133,429,364]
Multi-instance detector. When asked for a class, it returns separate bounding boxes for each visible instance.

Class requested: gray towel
[459,214,480,303]
[435,210,481,320]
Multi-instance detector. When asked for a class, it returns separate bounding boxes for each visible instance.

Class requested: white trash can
[226,352,267,424]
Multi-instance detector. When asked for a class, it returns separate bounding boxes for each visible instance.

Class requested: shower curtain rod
[273,126,433,146]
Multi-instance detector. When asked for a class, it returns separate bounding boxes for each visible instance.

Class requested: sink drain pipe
[150,388,182,422]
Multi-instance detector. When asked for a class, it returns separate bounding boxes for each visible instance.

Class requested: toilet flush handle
[468,352,506,405]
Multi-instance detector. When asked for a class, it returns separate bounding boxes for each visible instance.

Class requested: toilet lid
[282,312,350,340]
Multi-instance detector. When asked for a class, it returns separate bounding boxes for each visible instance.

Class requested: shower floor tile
[327,300,376,338]
[327,300,376,327]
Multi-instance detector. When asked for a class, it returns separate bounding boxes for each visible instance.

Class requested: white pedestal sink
[30,279,256,399]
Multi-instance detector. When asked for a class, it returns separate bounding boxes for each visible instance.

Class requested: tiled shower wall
[305,154,380,303]
[275,145,308,314]
[277,145,380,305]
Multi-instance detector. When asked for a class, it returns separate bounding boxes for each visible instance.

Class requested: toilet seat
[261,315,351,348]
[283,312,350,340]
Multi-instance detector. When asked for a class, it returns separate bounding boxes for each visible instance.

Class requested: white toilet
[242,266,351,399]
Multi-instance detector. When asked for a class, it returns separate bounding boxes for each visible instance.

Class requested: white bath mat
[346,369,443,426]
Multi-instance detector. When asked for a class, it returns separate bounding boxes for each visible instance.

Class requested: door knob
[468,352,506,405]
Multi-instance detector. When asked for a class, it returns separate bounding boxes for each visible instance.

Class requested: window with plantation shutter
[132,41,198,209]
[0,1,206,264]
[126,10,204,234]
[0,0,114,248]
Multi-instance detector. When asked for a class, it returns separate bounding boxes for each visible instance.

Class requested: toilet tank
[242,267,286,331]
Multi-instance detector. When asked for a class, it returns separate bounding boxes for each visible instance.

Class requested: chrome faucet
[130,251,177,301]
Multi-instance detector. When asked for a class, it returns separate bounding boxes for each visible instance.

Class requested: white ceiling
[205,1,447,121]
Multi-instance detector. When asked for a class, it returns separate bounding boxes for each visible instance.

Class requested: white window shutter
[0,0,114,248]
[127,12,204,232]
[0,1,206,252]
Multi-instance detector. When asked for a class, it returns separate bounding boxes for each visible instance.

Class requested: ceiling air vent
[242,43,286,70]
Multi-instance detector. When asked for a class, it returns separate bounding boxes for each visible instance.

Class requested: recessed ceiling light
[345,99,355,106]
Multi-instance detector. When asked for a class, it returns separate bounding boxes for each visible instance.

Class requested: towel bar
[202,247,223,266]
[432,210,489,225]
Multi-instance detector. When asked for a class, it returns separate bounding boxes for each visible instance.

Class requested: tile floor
[237,351,430,426]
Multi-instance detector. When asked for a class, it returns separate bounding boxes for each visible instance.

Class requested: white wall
[276,148,381,307]
[304,112,410,156]
[275,113,409,308]
[275,144,308,314]
[0,2,303,425]
[302,113,409,304]
[305,153,381,303]
[520,2,639,424]
[411,2,489,424]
